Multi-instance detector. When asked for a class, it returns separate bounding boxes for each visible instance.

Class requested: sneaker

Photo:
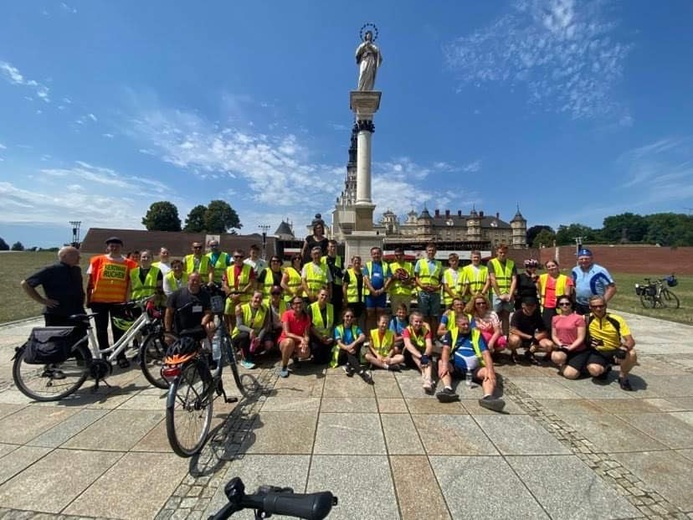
[478,395,506,412]
[618,377,634,391]
[422,378,434,395]
[594,365,612,381]
[436,387,460,403]
[278,367,289,378]
[388,363,401,373]
[342,365,355,377]
[359,370,374,385]
[240,360,256,370]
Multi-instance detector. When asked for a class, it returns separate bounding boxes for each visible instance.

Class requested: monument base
[344,231,383,262]
[354,203,376,232]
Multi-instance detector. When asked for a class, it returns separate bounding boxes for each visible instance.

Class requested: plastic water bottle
[465,370,476,388]
[211,331,222,363]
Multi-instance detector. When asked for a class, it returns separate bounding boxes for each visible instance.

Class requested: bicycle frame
[86,302,158,363]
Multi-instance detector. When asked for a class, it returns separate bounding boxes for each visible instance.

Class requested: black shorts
[451,363,482,383]
[585,349,616,368]
[558,348,591,371]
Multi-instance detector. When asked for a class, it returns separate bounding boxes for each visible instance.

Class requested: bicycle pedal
[225,396,239,403]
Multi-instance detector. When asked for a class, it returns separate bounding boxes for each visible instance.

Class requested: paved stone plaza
[0,311,692,519]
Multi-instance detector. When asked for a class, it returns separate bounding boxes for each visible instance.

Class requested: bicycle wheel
[139,332,171,389]
[661,289,680,309]
[13,341,91,402]
[639,294,655,308]
[166,360,213,457]
[223,335,246,398]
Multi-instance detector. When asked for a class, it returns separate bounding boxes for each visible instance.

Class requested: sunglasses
[344,315,354,319]
[475,301,486,305]
[233,255,242,258]
[558,302,572,307]
[193,246,202,249]
[590,304,606,309]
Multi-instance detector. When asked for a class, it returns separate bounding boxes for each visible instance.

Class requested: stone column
[349,90,381,232]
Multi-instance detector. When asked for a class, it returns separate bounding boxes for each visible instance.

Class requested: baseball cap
[105,236,123,245]
[577,248,593,257]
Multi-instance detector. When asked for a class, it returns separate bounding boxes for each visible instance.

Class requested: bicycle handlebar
[208,478,337,520]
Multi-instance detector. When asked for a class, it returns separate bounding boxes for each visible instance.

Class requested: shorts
[492,295,514,314]
[556,348,590,371]
[417,291,441,317]
[451,363,482,383]
[585,349,616,368]
[365,293,388,309]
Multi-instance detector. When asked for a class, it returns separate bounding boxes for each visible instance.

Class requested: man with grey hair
[21,246,85,326]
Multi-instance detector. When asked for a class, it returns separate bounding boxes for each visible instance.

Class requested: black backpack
[23,327,79,365]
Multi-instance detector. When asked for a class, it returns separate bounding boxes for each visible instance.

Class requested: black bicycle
[635,274,680,309]
[163,285,247,457]
[208,477,337,520]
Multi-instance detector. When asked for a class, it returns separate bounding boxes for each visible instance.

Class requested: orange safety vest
[89,256,130,303]
[538,273,569,309]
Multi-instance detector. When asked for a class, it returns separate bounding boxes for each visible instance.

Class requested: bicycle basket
[634,284,644,296]
[666,275,678,287]
[23,327,78,365]
[210,295,225,314]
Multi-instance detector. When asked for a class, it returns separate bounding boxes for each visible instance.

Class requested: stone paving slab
[0,312,692,518]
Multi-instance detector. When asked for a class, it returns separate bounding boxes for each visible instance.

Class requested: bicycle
[163,284,248,457]
[634,275,680,309]
[12,298,166,402]
[208,477,337,519]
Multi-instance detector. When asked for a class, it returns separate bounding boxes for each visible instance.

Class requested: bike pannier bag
[23,327,77,365]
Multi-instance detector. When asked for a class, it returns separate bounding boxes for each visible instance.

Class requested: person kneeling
[436,314,505,412]
[508,296,554,364]
[366,315,405,371]
[550,297,589,379]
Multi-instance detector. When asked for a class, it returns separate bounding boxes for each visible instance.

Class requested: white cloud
[0,143,6,150]
[461,160,482,173]
[617,136,693,205]
[444,0,631,120]
[103,133,115,139]
[88,113,98,122]
[60,2,77,14]
[0,61,51,103]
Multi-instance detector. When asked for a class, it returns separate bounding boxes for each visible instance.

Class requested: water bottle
[465,369,476,388]
[211,331,222,363]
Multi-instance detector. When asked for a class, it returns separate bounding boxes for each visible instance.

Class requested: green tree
[526,225,554,247]
[601,213,648,243]
[11,241,24,251]
[0,237,8,251]
[532,229,556,248]
[142,201,182,231]
[644,213,693,246]
[555,223,600,246]
[184,205,207,232]
[204,200,242,233]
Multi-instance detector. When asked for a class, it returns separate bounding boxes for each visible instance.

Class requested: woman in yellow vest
[232,291,269,370]
[163,259,188,296]
[308,288,335,364]
[366,314,405,370]
[537,259,575,332]
[280,255,304,303]
[342,256,366,330]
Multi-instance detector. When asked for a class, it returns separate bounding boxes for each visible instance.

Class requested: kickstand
[91,376,113,393]
[216,380,238,404]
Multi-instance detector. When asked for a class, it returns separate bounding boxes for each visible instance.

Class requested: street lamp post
[69,221,82,248]
[258,224,270,259]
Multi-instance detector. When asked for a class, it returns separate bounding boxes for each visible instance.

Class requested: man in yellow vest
[302,246,332,303]
[488,244,517,336]
[206,239,231,285]
[461,250,490,300]
[387,246,414,314]
[321,239,345,318]
[342,255,366,330]
[442,252,464,309]
[308,288,335,364]
[232,291,270,369]
[184,241,213,282]
[436,313,505,411]
[223,249,256,328]
[414,243,443,335]
[129,249,164,304]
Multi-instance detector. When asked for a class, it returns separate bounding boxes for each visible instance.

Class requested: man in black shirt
[21,246,85,326]
[508,296,554,363]
[165,273,214,341]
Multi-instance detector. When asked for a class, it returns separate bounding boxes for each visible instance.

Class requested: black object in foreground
[208,477,338,520]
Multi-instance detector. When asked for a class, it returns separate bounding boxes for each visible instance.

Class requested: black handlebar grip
[243,491,336,520]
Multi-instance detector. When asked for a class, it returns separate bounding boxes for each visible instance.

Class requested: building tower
[510,206,527,248]
[380,209,398,234]
[418,206,434,239]
[466,206,482,243]
[331,125,359,240]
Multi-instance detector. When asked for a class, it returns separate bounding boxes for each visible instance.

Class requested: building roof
[428,215,511,229]
[80,228,277,258]
[274,221,294,237]
[419,208,432,219]
[511,208,526,223]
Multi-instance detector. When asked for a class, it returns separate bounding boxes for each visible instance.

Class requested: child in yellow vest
[366,315,405,371]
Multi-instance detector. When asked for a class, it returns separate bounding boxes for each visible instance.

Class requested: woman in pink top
[464,293,507,352]
[277,297,312,378]
[550,297,587,380]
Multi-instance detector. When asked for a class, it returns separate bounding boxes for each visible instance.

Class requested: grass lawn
[610,272,692,326]
[0,251,64,324]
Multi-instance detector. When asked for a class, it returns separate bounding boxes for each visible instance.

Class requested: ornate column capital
[355,120,375,133]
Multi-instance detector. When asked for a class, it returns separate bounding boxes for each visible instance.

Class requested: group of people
[21,230,639,413]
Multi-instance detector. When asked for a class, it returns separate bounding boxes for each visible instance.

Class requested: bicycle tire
[12,341,91,402]
[639,294,655,308]
[139,332,171,389]
[662,289,680,309]
[166,359,213,457]
[223,335,246,398]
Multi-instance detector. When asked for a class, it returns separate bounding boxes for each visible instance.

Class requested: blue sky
[1,0,692,248]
